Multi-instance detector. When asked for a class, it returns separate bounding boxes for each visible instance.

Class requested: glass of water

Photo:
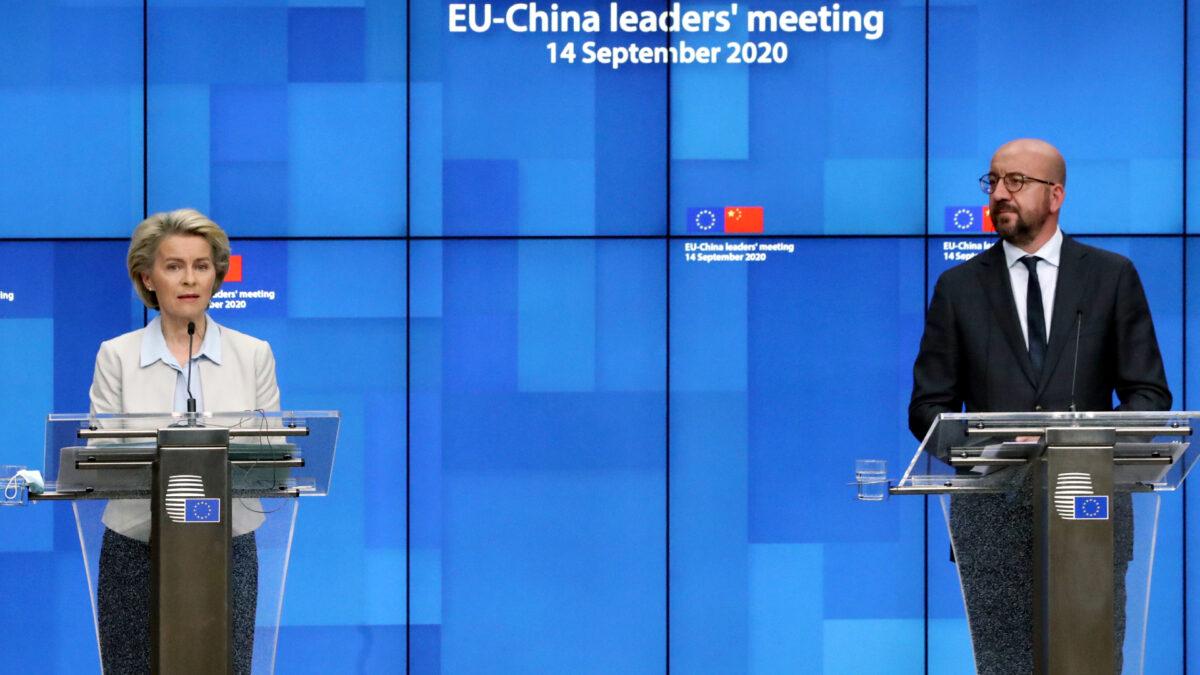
[855,459,888,501]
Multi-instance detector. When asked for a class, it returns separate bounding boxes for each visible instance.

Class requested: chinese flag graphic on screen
[225,254,243,283]
[724,206,764,233]
[982,206,995,233]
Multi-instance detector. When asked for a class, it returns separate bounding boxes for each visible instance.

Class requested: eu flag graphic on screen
[944,206,995,233]
[687,206,766,234]
[1073,495,1108,520]
[687,207,722,234]
[184,498,221,523]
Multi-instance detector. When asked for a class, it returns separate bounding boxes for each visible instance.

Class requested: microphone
[1069,310,1082,413]
[186,321,197,424]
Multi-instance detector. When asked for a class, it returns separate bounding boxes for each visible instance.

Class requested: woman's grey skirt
[97,527,258,675]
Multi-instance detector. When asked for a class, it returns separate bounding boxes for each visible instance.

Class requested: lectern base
[941,490,1159,675]
[73,499,298,675]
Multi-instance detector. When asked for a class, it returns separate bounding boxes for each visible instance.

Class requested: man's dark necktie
[1020,255,1047,372]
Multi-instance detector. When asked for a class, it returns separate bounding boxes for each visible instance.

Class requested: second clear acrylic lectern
[892,411,1199,674]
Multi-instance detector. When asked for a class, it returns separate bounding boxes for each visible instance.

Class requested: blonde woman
[90,209,279,674]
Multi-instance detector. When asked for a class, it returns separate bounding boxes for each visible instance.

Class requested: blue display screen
[1,0,1198,672]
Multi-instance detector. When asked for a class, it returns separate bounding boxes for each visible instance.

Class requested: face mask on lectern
[3,469,44,502]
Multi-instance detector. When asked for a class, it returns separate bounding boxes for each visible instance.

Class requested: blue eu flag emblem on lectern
[184,498,221,522]
[1073,496,1108,520]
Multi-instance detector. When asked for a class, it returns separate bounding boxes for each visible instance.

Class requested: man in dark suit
[908,138,1172,673]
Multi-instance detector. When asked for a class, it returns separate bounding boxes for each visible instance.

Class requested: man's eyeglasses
[979,172,1056,195]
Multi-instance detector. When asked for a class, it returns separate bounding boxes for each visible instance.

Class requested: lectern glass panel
[898,411,1200,493]
[45,411,339,497]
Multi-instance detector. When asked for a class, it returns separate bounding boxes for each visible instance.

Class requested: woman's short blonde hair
[127,209,231,309]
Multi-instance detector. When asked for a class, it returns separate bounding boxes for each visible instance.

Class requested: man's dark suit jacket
[909,235,1172,440]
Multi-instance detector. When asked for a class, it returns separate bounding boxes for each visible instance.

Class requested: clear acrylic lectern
[26,410,339,675]
[890,411,1200,674]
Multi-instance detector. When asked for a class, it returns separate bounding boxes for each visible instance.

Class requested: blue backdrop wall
[0,1,1196,673]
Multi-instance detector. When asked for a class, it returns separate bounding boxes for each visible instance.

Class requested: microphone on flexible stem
[186,321,197,426]
[1069,310,1082,413]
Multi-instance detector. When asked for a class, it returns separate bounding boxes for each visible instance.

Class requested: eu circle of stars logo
[951,208,975,231]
